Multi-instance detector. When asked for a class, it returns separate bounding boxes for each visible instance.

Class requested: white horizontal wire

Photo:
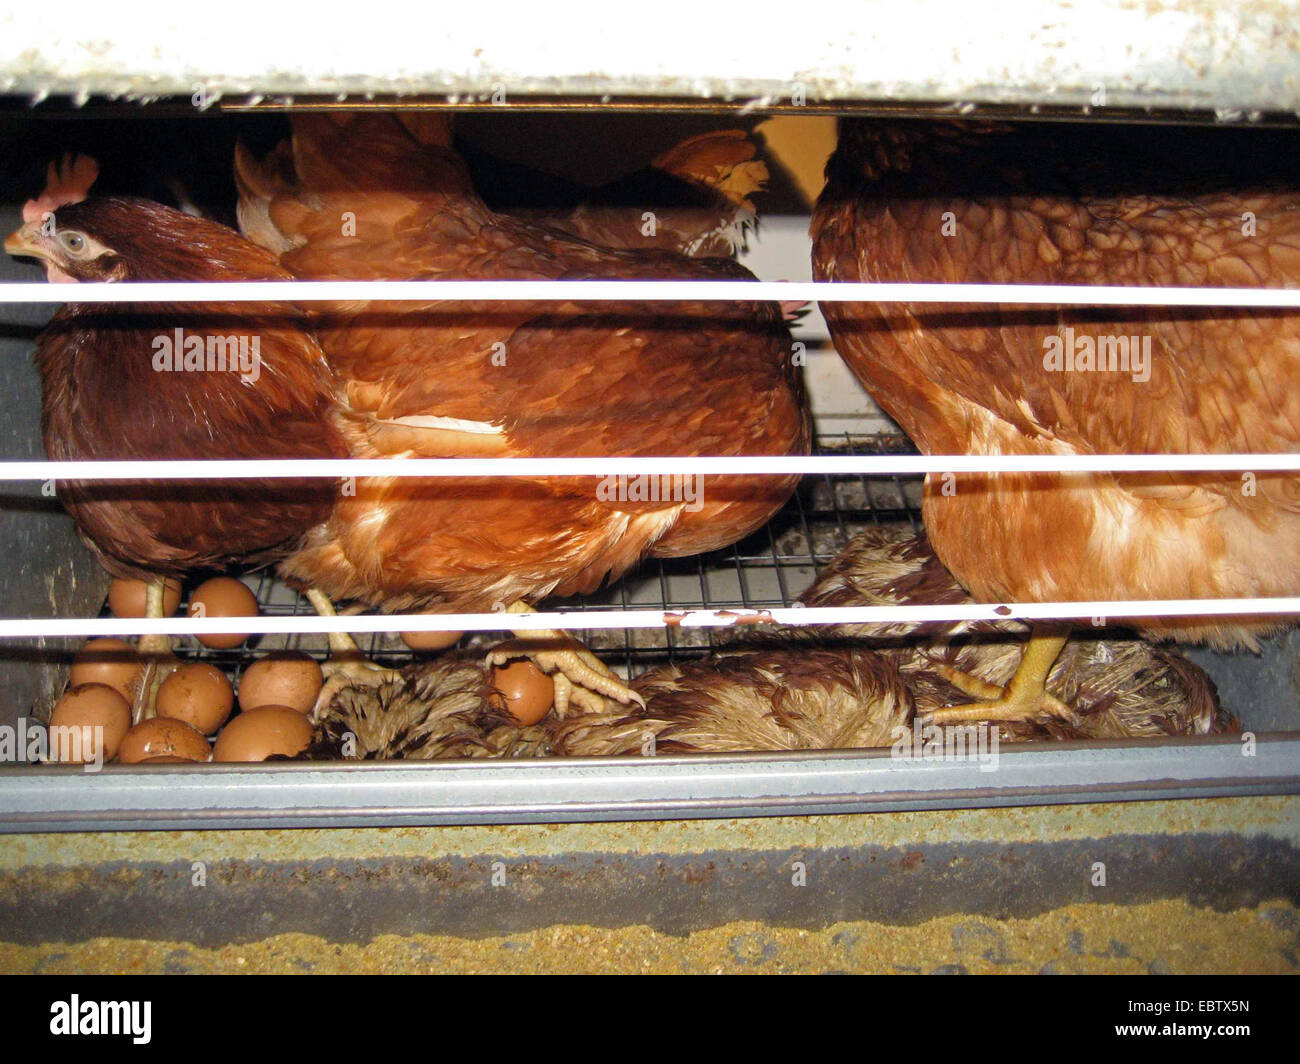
[2,453,1298,481]
[4,598,1299,640]
[2,278,1293,477]
[1,279,1300,307]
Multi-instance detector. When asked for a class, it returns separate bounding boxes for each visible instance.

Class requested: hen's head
[9,153,288,284]
[6,199,125,283]
[7,195,291,284]
[5,152,109,282]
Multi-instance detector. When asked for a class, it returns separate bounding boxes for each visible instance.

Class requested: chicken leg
[924,624,1076,726]
[485,601,645,717]
[305,588,400,716]
[132,577,178,724]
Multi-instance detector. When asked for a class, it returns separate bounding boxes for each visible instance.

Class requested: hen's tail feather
[652,130,769,209]
[234,139,300,255]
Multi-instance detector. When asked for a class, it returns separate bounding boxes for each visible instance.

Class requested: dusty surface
[2,900,1296,975]
[2,798,1294,972]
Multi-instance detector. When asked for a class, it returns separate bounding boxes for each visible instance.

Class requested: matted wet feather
[307,527,1234,760]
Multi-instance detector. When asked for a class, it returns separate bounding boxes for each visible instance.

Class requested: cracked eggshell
[118,717,213,764]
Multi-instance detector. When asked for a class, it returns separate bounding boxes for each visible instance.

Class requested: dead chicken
[306,527,1233,760]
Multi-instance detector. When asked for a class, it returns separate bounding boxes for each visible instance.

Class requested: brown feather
[811,121,1300,650]
[239,114,809,613]
[308,527,1231,759]
[506,129,767,257]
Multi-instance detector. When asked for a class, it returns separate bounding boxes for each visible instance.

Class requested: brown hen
[811,120,1300,725]
[237,113,809,711]
[5,159,348,716]
[9,198,344,579]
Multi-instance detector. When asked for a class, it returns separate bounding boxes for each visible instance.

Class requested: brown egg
[400,627,464,651]
[188,577,259,649]
[237,652,323,714]
[213,706,314,762]
[68,638,143,703]
[117,717,212,764]
[156,663,234,735]
[107,577,182,619]
[48,684,131,763]
[138,755,198,764]
[489,658,554,726]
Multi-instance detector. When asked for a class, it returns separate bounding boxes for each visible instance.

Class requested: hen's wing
[504,129,766,257]
[436,126,767,258]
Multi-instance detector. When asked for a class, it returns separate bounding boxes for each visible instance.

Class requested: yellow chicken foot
[132,577,178,724]
[923,625,1076,727]
[486,601,645,718]
[305,588,400,716]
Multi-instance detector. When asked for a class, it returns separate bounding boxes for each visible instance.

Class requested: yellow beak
[4,222,46,260]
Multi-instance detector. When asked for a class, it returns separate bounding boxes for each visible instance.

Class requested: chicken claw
[780,299,809,322]
[313,652,401,718]
[305,588,400,717]
[490,602,646,718]
[922,626,1077,727]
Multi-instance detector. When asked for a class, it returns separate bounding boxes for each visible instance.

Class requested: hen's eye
[58,231,88,257]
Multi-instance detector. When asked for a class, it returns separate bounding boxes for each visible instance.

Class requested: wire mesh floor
[141,431,922,686]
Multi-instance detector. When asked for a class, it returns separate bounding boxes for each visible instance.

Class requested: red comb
[20,154,99,224]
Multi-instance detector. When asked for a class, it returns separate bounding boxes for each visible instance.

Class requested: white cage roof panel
[1,0,1299,116]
